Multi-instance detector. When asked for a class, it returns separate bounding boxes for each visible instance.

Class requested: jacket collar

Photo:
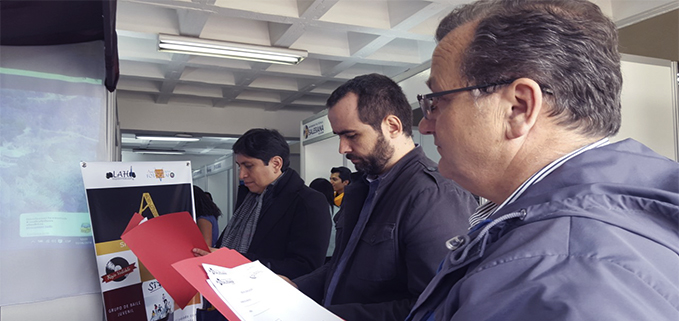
[494,139,679,253]
[267,169,302,197]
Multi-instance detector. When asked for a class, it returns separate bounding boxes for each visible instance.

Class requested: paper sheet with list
[203,261,343,321]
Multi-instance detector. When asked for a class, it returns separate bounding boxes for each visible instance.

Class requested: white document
[203,261,343,321]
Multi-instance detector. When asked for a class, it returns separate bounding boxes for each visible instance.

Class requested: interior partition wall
[300,111,354,183]
[192,155,234,229]
[613,54,679,161]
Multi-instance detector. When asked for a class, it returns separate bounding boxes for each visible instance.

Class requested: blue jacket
[407,139,679,321]
[294,146,478,320]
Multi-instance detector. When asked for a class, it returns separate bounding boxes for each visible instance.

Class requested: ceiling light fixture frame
[158,34,308,65]
[136,135,199,142]
[132,149,186,155]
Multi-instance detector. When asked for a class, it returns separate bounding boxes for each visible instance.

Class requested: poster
[81,161,200,321]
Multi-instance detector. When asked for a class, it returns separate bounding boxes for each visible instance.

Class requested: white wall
[612,55,678,160]
[303,135,345,182]
[398,68,430,106]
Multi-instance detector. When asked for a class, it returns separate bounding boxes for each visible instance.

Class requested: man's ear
[269,156,283,173]
[503,78,543,140]
[383,115,403,138]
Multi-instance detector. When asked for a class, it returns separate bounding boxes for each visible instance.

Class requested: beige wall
[118,99,316,139]
[619,9,679,61]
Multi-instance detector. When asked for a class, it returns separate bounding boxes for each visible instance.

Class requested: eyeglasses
[417,80,515,120]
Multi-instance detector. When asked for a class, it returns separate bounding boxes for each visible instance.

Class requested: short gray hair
[437,0,622,137]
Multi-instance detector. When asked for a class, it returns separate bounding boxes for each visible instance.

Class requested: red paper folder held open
[123,212,343,321]
[121,211,210,309]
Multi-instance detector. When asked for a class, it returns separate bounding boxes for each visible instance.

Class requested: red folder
[122,212,145,235]
[121,211,210,309]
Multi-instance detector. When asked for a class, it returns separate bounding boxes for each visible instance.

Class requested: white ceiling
[116,0,678,156]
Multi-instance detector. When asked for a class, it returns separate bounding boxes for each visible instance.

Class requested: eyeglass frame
[417,79,516,120]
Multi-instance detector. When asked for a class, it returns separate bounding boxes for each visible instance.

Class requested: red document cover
[121,211,210,309]
[171,248,251,321]
[122,212,145,235]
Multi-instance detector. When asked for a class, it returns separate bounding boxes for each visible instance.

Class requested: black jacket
[217,169,331,279]
[294,147,477,320]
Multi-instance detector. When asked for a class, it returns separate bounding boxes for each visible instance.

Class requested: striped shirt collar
[468,138,610,229]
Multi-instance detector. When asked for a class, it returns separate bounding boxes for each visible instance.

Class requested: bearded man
[289,73,478,320]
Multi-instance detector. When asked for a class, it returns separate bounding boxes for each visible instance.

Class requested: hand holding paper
[192,246,216,257]
[173,249,343,321]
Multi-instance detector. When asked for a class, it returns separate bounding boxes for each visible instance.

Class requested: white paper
[203,261,343,321]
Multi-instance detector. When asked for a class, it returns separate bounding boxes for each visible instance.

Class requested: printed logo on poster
[143,280,175,321]
[101,257,137,283]
[147,168,176,181]
[105,166,137,180]
[97,250,142,292]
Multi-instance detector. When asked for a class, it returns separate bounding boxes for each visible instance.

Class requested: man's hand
[192,247,216,257]
[279,275,298,288]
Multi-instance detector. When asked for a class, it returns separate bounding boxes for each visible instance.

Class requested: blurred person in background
[193,185,222,247]
[310,177,340,261]
[329,166,351,206]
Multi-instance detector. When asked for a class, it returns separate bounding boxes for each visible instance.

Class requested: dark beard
[346,133,394,176]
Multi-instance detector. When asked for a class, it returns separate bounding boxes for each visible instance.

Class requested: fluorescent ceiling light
[158,34,307,65]
[136,135,199,142]
[132,149,186,155]
[202,136,239,142]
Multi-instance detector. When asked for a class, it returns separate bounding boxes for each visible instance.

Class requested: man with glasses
[290,73,478,320]
[407,0,679,320]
